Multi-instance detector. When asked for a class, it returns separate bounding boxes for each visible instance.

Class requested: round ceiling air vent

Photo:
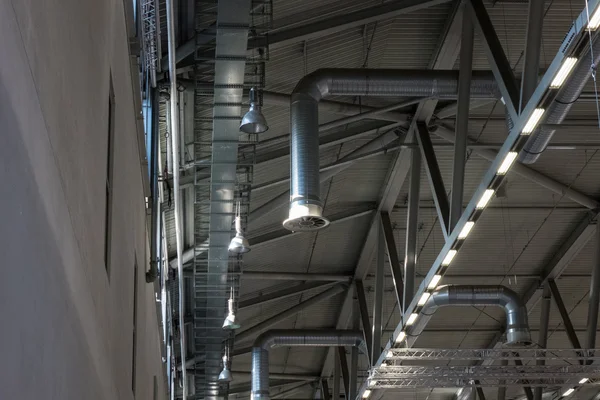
[283,203,330,232]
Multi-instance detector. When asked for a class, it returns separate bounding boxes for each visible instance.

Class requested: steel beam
[242,271,351,282]
[229,380,301,395]
[476,386,486,400]
[497,358,508,400]
[433,124,600,210]
[548,279,584,359]
[372,221,385,363]
[238,281,336,309]
[404,149,421,309]
[416,122,450,235]
[322,379,331,400]
[534,285,551,400]
[469,0,519,120]
[318,0,465,384]
[381,212,404,312]
[587,222,600,352]
[338,349,350,397]
[520,0,546,110]
[350,298,359,400]
[355,280,373,362]
[333,347,341,400]
[248,0,452,50]
[450,8,474,232]
[513,356,534,400]
[235,284,347,343]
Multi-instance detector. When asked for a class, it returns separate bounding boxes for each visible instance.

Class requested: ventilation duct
[407,285,531,346]
[251,330,364,400]
[284,69,500,232]
[519,36,600,163]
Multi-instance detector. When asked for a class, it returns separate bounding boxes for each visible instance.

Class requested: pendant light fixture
[228,202,250,254]
[240,87,269,134]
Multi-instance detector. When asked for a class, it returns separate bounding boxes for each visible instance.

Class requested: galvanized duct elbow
[284,69,500,232]
[408,285,531,346]
[251,330,364,400]
[520,37,600,163]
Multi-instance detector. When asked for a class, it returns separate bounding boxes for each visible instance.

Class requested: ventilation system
[519,37,600,163]
[284,69,501,231]
[407,285,531,346]
[251,330,365,400]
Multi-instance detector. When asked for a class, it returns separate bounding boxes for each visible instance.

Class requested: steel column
[235,284,347,343]
[520,0,546,109]
[322,379,331,400]
[350,300,359,400]
[334,347,341,400]
[381,212,404,313]
[587,221,600,352]
[450,7,474,231]
[416,122,450,234]
[372,221,385,363]
[338,349,350,398]
[513,355,534,400]
[476,386,486,400]
[469,0,519,119]
[534,285,551,400]
[548,279,584,358]
[405,149,421,309]
[355,280,373,361]
[238,281,335,309]
[497,358,508,400]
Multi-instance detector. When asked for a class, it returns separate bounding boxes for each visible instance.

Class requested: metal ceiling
[149,0,600,399]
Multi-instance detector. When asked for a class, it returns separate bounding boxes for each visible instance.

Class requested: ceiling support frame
[416,122,450,235]
[534,285,552,400]
[450,4,474,232]
[372,221,385,363]
[238,281,336,309]
[321,379,331,400]
[548,279,585,361]
[333,347,341,400]
[513,355,534,400]
[520,0,546,110]
[350,299,360,400]
[403,150,421,310]
[338,348,350,397]
[469,0,519,120]
[586,223,600,353]
[355,280,373,363]
[381,212,405,313]
[498,358,508,400]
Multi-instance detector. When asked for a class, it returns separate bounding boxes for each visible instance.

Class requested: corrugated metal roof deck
[159,0,600,397]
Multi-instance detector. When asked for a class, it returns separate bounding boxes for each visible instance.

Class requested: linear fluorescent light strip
[418,292,431,305]
[406,313,418,326]
[476,189,495,209]
[579,378,589,384]
[551,57,577,88]
[522,108,545,134]
[442,250,457,266]
[395,331,406,343]
[458,221,475,239]
[589,6,600,30]
[497,151,518,175]
[428,274,442,289]
[362,390,372,398]
[562,388,575,397]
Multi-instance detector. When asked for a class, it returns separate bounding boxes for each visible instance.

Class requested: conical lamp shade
[218,367,233,382]
[228,233,250,254]
[222,311,241,330]
[240,105,269,134]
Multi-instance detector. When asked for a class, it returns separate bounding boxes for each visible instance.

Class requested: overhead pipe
[284,69,500,232]
[520,36,600,163]
[251,330,365,400]
[407,285,531,346]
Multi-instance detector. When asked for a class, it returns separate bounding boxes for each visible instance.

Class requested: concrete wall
[0,0,166,398]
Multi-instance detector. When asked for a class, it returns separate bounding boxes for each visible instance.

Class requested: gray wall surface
[0,0,166,398]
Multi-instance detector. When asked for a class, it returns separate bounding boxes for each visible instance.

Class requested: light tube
[497,152,518,175]
[522,108,545,134]
[442,250,457,266]
[476,189,495,209]
[395,331,406,343]
[406,313,418,326]
[362,390,372,398]
[562,388,575,397]
[428,274,442,290]
[550,57,577,88]
[458,221,475,239]
[418,292,431,306]
[579,378,589,384]
[589,6,600,30]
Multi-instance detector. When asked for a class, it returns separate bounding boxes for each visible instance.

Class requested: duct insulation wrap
[408,285,531,346]
[251,330,364,400]
[520,36,600,163]
[287,69,500,231]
